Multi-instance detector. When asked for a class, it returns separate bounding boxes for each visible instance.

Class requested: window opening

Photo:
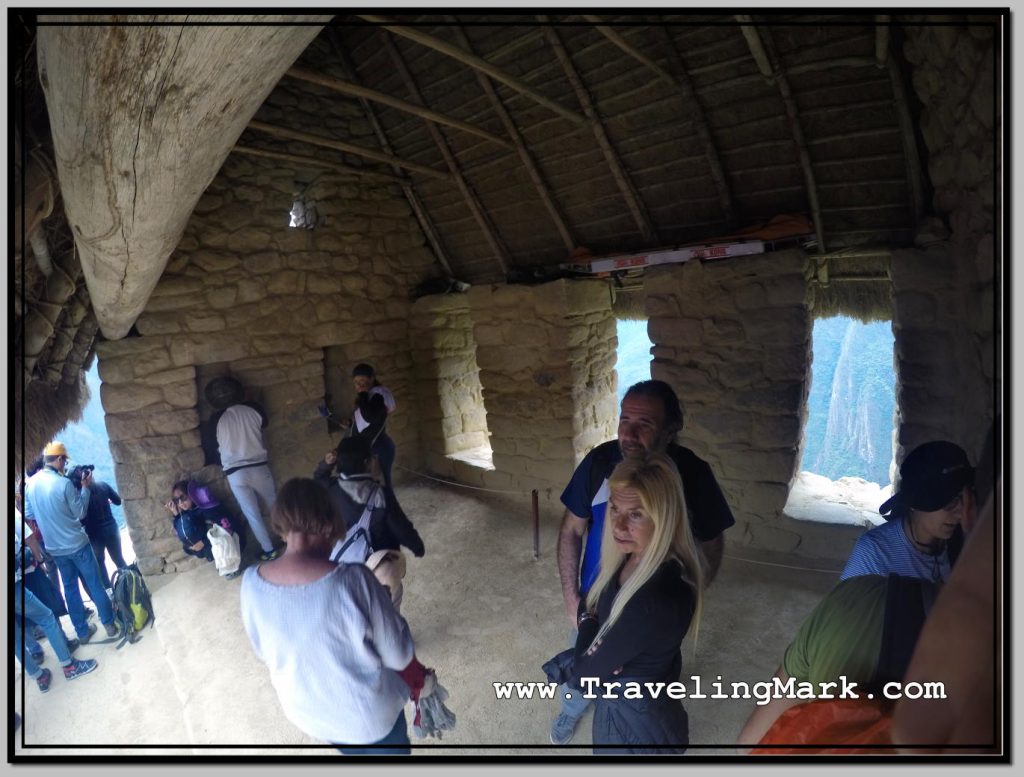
[615,318,653,405]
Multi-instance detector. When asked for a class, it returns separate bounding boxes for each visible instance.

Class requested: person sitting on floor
[166,480,215,563]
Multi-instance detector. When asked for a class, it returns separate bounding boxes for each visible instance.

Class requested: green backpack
[111,563,155,648]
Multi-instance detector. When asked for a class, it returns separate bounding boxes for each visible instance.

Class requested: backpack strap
[331,489,379,563]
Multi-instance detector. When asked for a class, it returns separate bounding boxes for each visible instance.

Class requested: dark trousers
[22,567,68,619]
[335,709,410,755]
[373,434,396,491]
[89,523,128,589]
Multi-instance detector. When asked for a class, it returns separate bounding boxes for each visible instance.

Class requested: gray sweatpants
[226,465,276,553]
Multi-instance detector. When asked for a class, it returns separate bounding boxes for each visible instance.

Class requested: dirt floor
[12,476,843,760]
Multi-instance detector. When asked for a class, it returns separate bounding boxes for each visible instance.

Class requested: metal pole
[532,489,540,560]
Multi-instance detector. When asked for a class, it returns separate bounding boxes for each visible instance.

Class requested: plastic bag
[207,523,242,576]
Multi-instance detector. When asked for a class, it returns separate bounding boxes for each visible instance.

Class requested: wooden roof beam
[886,56,926,225]
[285,66,514,151]
[232,145,408,185]
[447,19,577,253]
[326,28,455,278]
[383,31,511,277]
[539,18,657,244]
[356,15,588,128]
[247,120,453,182]
[735,15,774,81]
[876,15,891,67]
[583,17,736,227]
[736,20,827,254]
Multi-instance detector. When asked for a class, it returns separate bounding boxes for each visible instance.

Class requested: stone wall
[644,249,813,554]
[96,76,435,574]
[408,293,491,479]
[896,21,997,463]
[464,279,618,503]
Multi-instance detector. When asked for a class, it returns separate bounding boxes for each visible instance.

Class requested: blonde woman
[570,452,704,753]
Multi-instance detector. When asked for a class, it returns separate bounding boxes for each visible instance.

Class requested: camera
[68,464,95,488]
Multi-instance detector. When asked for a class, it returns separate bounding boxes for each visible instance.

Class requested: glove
[411,670,456,740]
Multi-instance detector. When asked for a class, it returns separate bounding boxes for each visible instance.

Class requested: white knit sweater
[240,562,414,743]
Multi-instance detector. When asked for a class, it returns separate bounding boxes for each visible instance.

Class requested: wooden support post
[383,32,511,277]
[735,15,774,80]
[448,19,577,253]
[540,18,657,244]
[887,57,926,225]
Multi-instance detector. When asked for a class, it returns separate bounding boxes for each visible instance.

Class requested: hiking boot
[35,668,52,693]
[224,570,242,580]
[549,712,579,745]
[84,607,95,620]
[77,623,98,645]
[259,547,282,562]
[104,621,121,639]
[66,637,80,654]
[63,658,98,681]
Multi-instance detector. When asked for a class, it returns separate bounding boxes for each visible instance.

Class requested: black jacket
[312,462,424,557]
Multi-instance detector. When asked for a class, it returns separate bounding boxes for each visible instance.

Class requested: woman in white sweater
[240,478,417,753]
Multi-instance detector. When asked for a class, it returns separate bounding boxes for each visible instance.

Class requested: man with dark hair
[550,379,735,744]
[24,442,119,644]
[81,475,127,590]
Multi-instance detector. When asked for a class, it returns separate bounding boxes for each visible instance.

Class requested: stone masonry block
[101,383,164,414]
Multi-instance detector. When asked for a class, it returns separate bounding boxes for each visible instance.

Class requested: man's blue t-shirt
[560,440,735,594]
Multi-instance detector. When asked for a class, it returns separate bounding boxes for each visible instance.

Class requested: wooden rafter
[539,18,657,244]
[383,32,511,277]
[233,144,407,185]
[285,66,514,151]
[583,17,735,226]
[356,15,588,128]
[447,18,577,253]
[247,120,453,182]
[736,20,827,254]
[887,57,926,224]
[325,28,455,278]
[658,27,737,228]
[876,15,891,67]
[736,15,774,80]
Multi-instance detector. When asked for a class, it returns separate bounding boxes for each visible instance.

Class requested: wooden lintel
[383,32,511,276]
[247,120,452,182]
[448,19,577,253]
[876,15,891,67]
[786,56,879,77]
[286,66,514,151]
[540,20,657,244]
[357,15,588,128]
[233,144,407,185]
[756,27,827,254]
[326,28,455,278]
[735,15,774,80]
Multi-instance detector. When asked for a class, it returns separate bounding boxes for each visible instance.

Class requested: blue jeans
[52,543,115,637]
[373,435,396,491]
[559,628,592,721]
[335,710,410,755]
[14,581,74,676]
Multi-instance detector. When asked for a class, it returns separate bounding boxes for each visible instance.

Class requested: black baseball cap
[879,441,974,518]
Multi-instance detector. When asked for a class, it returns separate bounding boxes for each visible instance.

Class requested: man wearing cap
[840,440,977,584]
[24,442,120,644]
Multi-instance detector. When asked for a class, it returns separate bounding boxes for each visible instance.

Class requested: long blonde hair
[584,452,704,644]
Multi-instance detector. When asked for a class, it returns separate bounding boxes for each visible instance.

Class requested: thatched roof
[234,13,944,284]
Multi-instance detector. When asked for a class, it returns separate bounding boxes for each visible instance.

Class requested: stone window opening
[785,314,898,529]
[614,317,653,404]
